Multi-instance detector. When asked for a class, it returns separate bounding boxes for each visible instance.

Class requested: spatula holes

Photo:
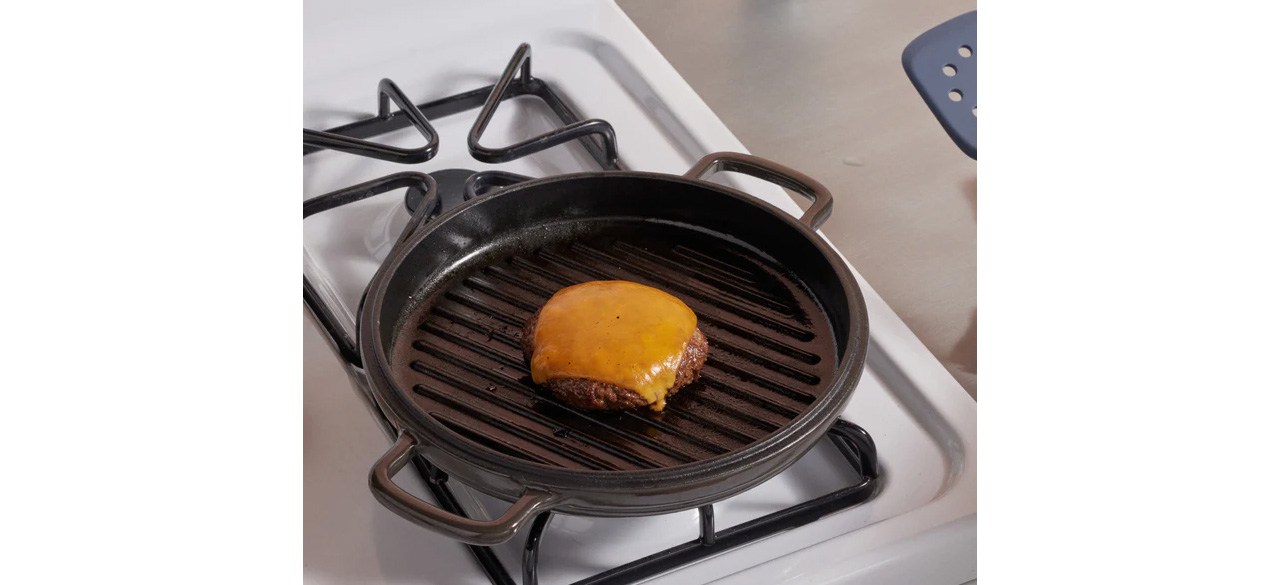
[958,45,973,58]
[971,106,977,116]
[948,89,963,102]
[942,64,957,77]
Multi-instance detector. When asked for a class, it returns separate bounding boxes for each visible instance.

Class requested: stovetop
[303,2,975,584]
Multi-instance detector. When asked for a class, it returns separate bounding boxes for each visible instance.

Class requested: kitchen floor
[619,0,978,397]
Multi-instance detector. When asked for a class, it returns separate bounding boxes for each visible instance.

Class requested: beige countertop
[619,0,977,397]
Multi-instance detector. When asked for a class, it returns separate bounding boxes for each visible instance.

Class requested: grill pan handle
[684,152,834,230]
[369,432,560,546]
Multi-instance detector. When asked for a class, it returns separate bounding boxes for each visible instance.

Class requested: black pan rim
[360,170,870,492]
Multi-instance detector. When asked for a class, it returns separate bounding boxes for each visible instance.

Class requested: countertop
[618,0,977,397]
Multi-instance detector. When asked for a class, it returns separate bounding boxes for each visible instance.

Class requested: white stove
[303,1,976,583]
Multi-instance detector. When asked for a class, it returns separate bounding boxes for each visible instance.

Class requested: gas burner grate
[302,79,440,163]
[469,43,620,168]
[512,420,878,585]
[303,172,440,367]
[302,43,621,172]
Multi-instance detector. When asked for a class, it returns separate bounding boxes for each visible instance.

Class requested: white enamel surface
[304,1,975,583]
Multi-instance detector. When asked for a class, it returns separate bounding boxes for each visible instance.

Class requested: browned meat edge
[522,308,709,411]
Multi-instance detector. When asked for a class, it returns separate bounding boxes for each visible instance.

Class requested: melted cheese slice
[530,281,697,411]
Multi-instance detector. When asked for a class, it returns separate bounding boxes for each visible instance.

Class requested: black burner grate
[303,43,620,172]
[518,420,877,585]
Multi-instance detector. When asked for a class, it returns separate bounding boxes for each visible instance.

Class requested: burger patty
[522,309,709,411]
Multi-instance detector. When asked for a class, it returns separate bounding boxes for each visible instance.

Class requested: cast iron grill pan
[363,154,868,544]
[391,221,836,472]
